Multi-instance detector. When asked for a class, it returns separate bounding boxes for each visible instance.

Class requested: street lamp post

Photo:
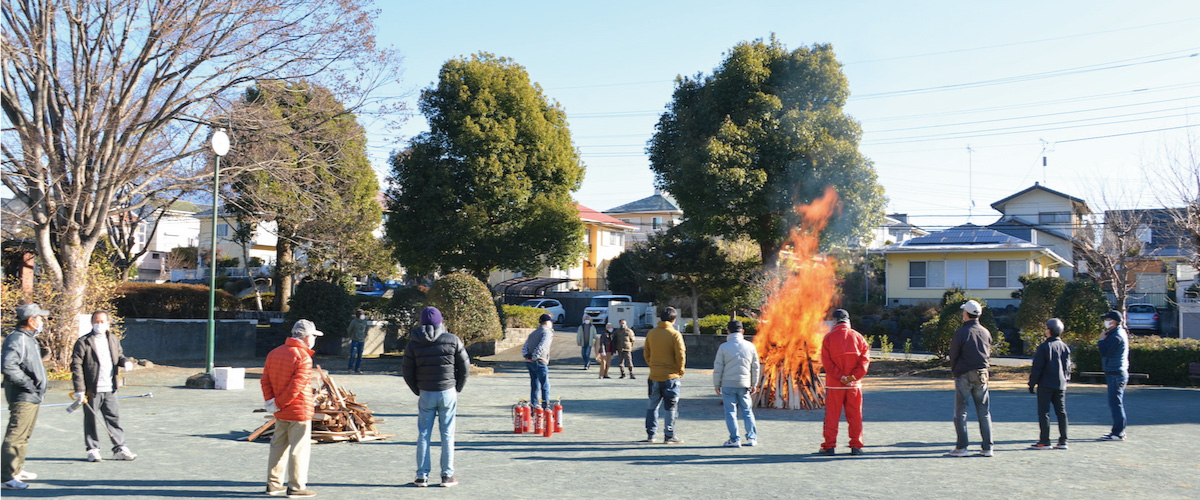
[207,129,230,375]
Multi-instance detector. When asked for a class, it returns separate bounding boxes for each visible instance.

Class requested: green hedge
[287,280,355,338]
[1071,336,1200,386]
[426,272,502,347]
[114,282,239,318]
[683,314,758,335]
[502,305,547,329]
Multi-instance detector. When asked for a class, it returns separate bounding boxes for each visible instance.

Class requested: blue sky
[364,1,1199,231]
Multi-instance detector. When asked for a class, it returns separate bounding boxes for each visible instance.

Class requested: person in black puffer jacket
[402,307,469,488]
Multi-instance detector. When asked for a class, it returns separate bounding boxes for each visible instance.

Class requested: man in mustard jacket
[641,307,685,444]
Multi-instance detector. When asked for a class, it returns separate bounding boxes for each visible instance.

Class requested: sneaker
[723,439,741,448]
[664,436,684,444]
[1100,433,1126,441]
[286,487,316,498]
[440,476,458,488]
[976,449,994,457]
[413,478,429,488]
[1029,443,1052,450]
[619,374,626,379]
[640,434,656,443]
[113,446,138,461]
[1054,443,1069,450]
[2,479,29,490]
[945,448,969,457]
[744,439,757,447]
[602,376,612,379]
[629,375,636,380]
[850,447,864,456]
[817,447,835,456]
[14,470,36,481]
[266,485,287,496]
[87,449,103,462]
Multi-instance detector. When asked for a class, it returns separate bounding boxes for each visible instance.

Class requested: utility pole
[967,145,975,221]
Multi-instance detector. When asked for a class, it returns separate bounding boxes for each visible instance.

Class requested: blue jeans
[1106,371,1127,436]
[580,343,592,369]
[953,374,993,450]
[347,340,364,371]
[525,361,550,407]
[416,389,456,479]
[645,379,681,438]
[721,387,756,442]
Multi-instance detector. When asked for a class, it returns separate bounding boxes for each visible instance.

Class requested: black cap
[538,314,553,324]
[1101,310,1123,323]
[727,320,743,333]
[832,309,850,323]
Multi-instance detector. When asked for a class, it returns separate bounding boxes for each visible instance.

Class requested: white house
[603,189,684,247]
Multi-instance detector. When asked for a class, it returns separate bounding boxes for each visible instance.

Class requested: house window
[909,261,926,288]
[910,260,946,288]
[216,223,229,238]
[608,231,623,246]
[150,253,160,260]
[651,217,663,230]
[136,223,148,243]
[989,260,1008,288]
[1038,212,1070,224]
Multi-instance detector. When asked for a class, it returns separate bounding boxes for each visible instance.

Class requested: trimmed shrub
[114,282,239,318]
[1015,275,1066,335]
[682,314,758,335]
[1054,279,1109,345]
[287,280,355,338]
[385,286,428,330]
[502,305,546,329]
[1071,336,1200,386]
[922,289,1006,358]
[426,272,502,347]
[241,292,276,311]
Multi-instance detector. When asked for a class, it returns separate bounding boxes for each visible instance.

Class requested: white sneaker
[14,470,36,481]
[745,439,758,447]
[976,449,994,457]
[945,448,969,457]
[86,449,103,462]
[723,439,741,448]
[2,479,28,490]
[113,446,138,461]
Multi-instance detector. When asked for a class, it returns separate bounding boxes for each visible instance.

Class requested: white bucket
[213,367,245,390]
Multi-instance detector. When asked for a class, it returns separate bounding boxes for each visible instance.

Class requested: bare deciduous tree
[1152,136,1200,273]
[2,0,399,368]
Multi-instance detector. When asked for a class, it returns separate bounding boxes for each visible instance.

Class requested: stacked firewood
[245,368,392,443]
[752,356,826,410]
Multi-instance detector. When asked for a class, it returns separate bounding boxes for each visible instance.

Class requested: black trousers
[1037,387,1067,445]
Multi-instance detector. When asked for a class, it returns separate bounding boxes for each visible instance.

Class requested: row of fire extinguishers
[512,399,563,436]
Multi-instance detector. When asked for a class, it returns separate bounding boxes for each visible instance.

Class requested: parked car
[581,295,632,327]
[520,298,566,324]
[1124,304,1160,334]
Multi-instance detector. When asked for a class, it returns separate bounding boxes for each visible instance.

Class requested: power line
[863,114,1197,145]
[867,98,1199,134]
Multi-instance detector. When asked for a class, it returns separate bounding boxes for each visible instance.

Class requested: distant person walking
[818,309,870,456]
[576,319,596,370]
[346,309,369,373]
[523,314,554,408]
[642,307,685,444]
[70,311,138,463]
[402,307,469,488]
[595,323,615,379]
[712,320,759,448]
[261,319,322,498]
[946,300,994,458]
[1097,310,1129,441]
[2,303,50,490]
[613,319,637,379]
[1028,318,1071,450]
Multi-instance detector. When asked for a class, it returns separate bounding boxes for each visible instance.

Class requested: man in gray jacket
[1028,318,1071,450]
[947,300,994,457]
[712,320,760,448]
[2,303,50,490]
[522,314,554,408]
[70,311,138,462]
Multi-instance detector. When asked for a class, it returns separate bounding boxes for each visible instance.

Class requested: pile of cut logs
[245,368,392,443]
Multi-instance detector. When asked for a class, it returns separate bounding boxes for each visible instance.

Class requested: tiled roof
[990,182,1091,214]
[604,193,681,215]
[577,203,636,230]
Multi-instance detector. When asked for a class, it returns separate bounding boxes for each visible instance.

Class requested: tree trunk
[274,238,294,312]
[759,239,782,273]
[52,244,92,371]
[689,283,701,335]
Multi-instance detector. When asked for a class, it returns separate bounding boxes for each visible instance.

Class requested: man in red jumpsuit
[818,309,871,456]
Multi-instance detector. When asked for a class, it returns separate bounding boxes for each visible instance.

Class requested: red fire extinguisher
[512,400,525,434]
[533,405,543,434]
[542,404,554,437]
[523,402,534,433]
[553,398,563,433]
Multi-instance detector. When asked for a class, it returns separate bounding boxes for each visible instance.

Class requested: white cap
[961,300,983,316]
[291,319,324,337]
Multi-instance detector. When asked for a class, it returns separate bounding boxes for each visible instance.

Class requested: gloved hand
[73,392,85,402]
[124,361,134,371]
[265,398,278,413]
[1028,384,1035,394]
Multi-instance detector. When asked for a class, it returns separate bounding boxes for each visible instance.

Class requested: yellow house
[489,203,635,292]
[603,189,684,248]
[879,224,1071,308]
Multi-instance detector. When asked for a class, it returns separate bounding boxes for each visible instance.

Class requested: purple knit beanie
[420,306,443,326]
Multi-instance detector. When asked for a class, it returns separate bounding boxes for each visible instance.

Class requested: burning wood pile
[246,368,392,443]
[752,187,840,410]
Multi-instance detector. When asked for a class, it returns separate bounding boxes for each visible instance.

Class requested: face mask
[94,323,110,335]
[359,315,366,320]
[1104,320,1115,330]
[306,335,316,349]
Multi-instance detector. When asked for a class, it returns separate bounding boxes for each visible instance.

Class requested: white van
[581,295,632,326]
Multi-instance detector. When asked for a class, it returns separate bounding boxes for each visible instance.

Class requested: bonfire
[752,187,840,410]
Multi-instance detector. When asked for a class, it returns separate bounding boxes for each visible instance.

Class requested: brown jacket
[612,327,637,352]
[70,330,130,395]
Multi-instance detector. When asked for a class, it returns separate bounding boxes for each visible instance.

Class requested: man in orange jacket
[818,309,870,456]
[261,319,322,498]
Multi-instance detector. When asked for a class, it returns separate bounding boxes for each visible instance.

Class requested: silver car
[1124,304,1160,333]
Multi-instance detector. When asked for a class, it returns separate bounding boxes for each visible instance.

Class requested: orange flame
[753,186,840,409]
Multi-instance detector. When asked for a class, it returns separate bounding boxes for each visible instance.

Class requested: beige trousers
[267,418,311,490]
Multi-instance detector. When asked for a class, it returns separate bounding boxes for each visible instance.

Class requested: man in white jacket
[712,320,760,448]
